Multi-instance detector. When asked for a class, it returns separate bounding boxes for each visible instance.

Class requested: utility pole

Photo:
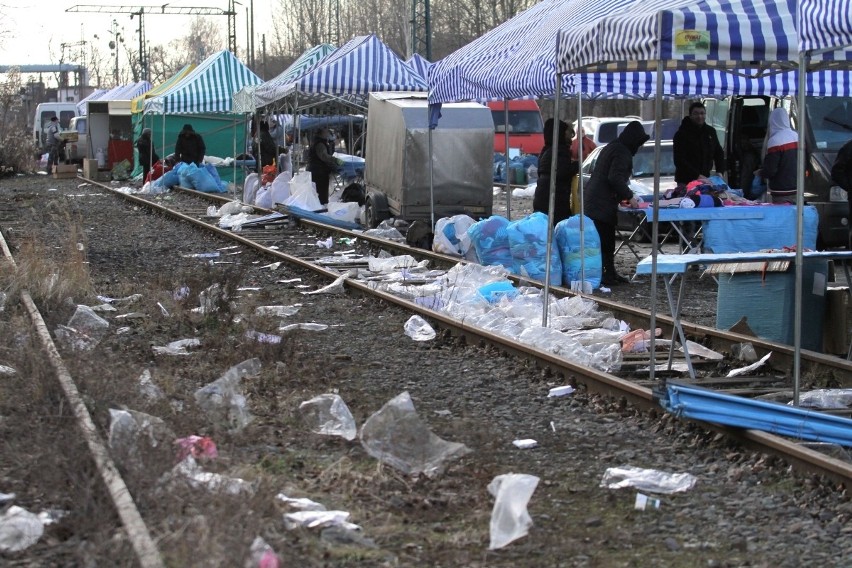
[410,0,432,60]
[67,4,237,83]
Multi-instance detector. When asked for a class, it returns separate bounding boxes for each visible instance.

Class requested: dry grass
[6,218,94,313]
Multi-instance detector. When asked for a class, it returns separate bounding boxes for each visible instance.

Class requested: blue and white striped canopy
[429,0,585,104]
[233,43,336,113]
[144,50,261,115]
[799,0,852,55]
[558,0,852,73]
[277,34,427,107]
[405,53,433,81]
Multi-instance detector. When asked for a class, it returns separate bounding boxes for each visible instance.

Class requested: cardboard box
[53,164,78,179]
[83,159,98,179]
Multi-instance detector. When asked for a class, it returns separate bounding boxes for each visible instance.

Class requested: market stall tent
[405,53,433,82]
[140,50,262,176]
[84,81,152,166]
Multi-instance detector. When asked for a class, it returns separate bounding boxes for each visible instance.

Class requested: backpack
[340,182,366,207]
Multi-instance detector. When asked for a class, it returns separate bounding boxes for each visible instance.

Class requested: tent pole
[793,51,808,406]
[503,97,511,219]
[577,91,585,290]
[648,29,664,385]
[428,105,436,233]
[542,75,562,327]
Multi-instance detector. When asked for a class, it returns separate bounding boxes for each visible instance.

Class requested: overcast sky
[0,1,268,69]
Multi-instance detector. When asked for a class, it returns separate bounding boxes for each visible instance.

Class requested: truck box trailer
[363,92,494,228]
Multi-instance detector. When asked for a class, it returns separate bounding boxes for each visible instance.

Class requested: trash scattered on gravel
[634,492,662,510]
[0,365,16,376]
[248,536,280,568]
[276,494,326,511]
[255,304,301,317]
[600,466,698,494]
[245,330,283,344]
[194,358,259,432]
[488,473,539,550]
[360,392,471,476]
[547,385,575,397]
[0,506,43,552]
[404,315,436,341]
[152,338,201,355]
[137,369,165,400]
[174,435,218,461]
[512,439,538,449]
[162,456,255,496]
[283,510,359,531]
[727,352,772,378]
[279,323,328,332]
[300,393,358,441]
[302,272,350,295]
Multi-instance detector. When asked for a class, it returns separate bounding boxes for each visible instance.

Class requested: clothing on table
[306,131,338,205]
[760,108,798,204]
[584,120,649,286]
[174,124,206,165]
[136,128,160,181]
[672,116,726,184]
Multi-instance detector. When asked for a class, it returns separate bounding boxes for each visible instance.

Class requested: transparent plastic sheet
[367,255,423,273]
[299,394,358,440]
[55,305,110,351]
[359,392,471,477]
[795,389,852,409]
[283,511,359,531]
[108,409,173,467]
[600,466,698,494]
[362,227,405,241]
[0,506,43,553]
[194,358,259,433]
[248,536,281,568]
[404,315,436,341]
[162,456,255,496]
[276,493,326,511]
[152,337,201,356]
[488,473,540,550]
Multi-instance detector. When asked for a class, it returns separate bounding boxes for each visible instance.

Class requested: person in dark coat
[831,138,852,238]
[306,128,339,205]
[584,120,648,286]
[174,123,206,166]
[252,120,277,172]
[533,118,579,224]
[758,108,798,204]
[135,128,160,182]
[673,102,726,186]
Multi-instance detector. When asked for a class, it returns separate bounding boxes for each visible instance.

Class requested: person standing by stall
[673,102,726,187]
[135,128,159,182]
[533,118,579,224]
[584,121,647,286]
[570,126,596,162]
[757,108,798,204]
[252,120,277,172]
[45,116,62,173]
[307,128,339,206]
[174,123,206,166]
[832,138,852,236]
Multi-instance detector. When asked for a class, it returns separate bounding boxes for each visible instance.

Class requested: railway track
[3,173,852,565]
[19,176,847,484]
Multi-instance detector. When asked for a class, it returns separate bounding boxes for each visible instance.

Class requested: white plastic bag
[243,173,259,205]
[488,473,539,549]
[433,215,477,258]
[324,202,360,224]
[255,186,273,209]
[270,170,291,206]
[284,171,322,211]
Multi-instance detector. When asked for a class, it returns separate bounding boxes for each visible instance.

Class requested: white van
[32,103,78,153]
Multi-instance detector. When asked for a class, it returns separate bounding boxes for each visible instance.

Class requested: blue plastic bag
[750,175,767,199]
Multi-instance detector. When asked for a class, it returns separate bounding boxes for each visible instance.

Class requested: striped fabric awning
[798,0,852,56]
[143,50,262,115]
[428,0,580,104]
[405,53,432,81]
[76,89,108,115]
[131,64,196,114]
[277,34,427,110]
[558,0,852,73]
[233,43,336,113]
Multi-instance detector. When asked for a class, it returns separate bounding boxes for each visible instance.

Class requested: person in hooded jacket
[135,128,160,182]
[831,139,852,232]
[174,123,206,166]
[307,128,340,205]
[757,108,798,204]
[673,102,726,187]
[584,120,648,286]
[252,120,277,172]
[533,118,579,224]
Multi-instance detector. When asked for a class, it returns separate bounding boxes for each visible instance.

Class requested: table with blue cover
[617,205,819,259]
[636,251,852,379]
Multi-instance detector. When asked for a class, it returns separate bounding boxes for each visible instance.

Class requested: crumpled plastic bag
[488,473,539,549]
[0,506,43,552]
[600,466,697,494]
[359,391,471,476]
[194,358,259,432]
[299,394,357,441]
[404,315,436,341]
[111,159,132,181]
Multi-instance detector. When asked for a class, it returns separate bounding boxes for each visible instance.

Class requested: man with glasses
[673,102,726,190]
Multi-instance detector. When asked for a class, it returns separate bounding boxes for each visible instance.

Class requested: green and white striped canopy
[143,50,261,115]
[233,44,336,113]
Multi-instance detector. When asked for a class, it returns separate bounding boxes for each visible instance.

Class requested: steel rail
[82,179,852,486]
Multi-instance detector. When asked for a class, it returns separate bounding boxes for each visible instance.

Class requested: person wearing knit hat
[136,127,160,182]
[174,123,206,165]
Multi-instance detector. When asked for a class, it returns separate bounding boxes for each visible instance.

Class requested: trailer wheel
[364,198,380,228]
